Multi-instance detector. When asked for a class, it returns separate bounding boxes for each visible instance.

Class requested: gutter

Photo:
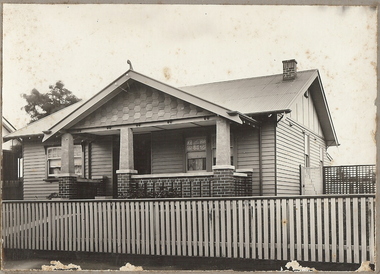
[227,111,261,127]
[245,109,291,117]
[3,133,43,142]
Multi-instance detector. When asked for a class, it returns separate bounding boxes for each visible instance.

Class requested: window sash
[47,145,82,177]
[186,137,207,172]
[211,135,234,166]
[304,134,310,156]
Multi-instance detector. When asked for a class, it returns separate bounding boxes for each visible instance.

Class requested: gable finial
[127,60,133,71]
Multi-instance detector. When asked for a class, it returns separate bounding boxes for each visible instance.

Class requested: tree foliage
[22,81,81,123]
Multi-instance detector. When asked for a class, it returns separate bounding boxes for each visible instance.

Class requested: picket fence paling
[2,195,375,264]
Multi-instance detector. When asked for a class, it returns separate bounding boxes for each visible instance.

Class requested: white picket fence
[2,194,375,264]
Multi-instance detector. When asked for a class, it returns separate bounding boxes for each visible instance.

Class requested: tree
[22,81,81,123]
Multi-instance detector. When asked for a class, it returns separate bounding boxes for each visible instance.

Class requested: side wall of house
[235,127,260,195]
[261,120,277,196]
[23,139,59,200]
[276,90,329,195]
[288,89,323,136]
[276,118,304,195]
[235,118,277,196]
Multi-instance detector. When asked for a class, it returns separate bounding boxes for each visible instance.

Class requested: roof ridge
[181,69,318,89]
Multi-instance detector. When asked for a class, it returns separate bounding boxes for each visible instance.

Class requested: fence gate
[300,166,323,195]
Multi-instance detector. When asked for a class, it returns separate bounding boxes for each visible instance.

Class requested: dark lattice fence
[323,165,376,194]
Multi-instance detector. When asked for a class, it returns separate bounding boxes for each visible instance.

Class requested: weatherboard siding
[276,117,327,195]
[151,130,185,174]
[235,127,260,195]
[260,120,276,196]
[288,89,323,136]
[23,140,59,200]
[91,138,113,195]
[276,119,304,195]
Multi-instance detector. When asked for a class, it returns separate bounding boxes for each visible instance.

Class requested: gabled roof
[3,101,84,141]
[4,70,246,142]
[182,69,339,146]
[4,68,338,146]
[2,117,17,134]
[181,70,318,115]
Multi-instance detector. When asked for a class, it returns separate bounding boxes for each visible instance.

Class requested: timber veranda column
[117,127,137,198]
[58,133,78,199]
[212,117,235,197]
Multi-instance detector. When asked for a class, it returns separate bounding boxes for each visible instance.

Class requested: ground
[2,249,367,272]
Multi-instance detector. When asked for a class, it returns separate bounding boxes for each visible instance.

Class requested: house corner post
[117,127,137,198]
[212,117,235,197]
[58,133,78,199]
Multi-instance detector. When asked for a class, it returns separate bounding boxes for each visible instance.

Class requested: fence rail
[2,194,375,264]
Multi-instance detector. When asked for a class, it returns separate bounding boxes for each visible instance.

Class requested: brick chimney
[282,59,297,80]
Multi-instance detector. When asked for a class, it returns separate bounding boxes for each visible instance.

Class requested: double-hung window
[186,137,207,172]
[47,145,82,177]
[304,134,310,167]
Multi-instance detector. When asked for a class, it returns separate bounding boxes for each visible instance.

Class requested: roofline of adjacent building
[2,117,17,133]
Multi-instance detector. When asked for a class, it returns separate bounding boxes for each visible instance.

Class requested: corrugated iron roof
[3,101,84,140]
[4,68,337,146]
[181,70,318,115]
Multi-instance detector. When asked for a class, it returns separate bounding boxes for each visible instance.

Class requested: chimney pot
[282,59,297,80]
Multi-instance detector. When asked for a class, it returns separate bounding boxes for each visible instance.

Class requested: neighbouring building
[2,117,23,199]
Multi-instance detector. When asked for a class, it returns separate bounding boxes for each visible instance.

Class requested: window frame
[304,134,310,167]
[185,136,207,172]
[46,145,83,178]
[211,134,234,166]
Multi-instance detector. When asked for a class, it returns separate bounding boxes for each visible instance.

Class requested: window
[304,134,310,167]
[211,135,234,166]
[186,137,206,171]
[47,145,82,177]
[319,146,324,166]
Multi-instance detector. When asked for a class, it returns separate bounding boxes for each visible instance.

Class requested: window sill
[44,178,59,182]
[44,177,100,183]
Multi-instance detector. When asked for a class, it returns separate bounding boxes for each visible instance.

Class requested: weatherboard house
[4,60,338,200]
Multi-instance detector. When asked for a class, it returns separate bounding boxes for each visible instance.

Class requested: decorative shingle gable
[72,85,212,129]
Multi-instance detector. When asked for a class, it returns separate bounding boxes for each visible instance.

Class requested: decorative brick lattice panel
[129,176,213,198]
[73,86,213,129]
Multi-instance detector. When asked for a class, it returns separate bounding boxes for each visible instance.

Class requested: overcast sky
[3,4,377,165]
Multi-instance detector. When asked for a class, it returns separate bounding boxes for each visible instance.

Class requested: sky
[2,4,377,165]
